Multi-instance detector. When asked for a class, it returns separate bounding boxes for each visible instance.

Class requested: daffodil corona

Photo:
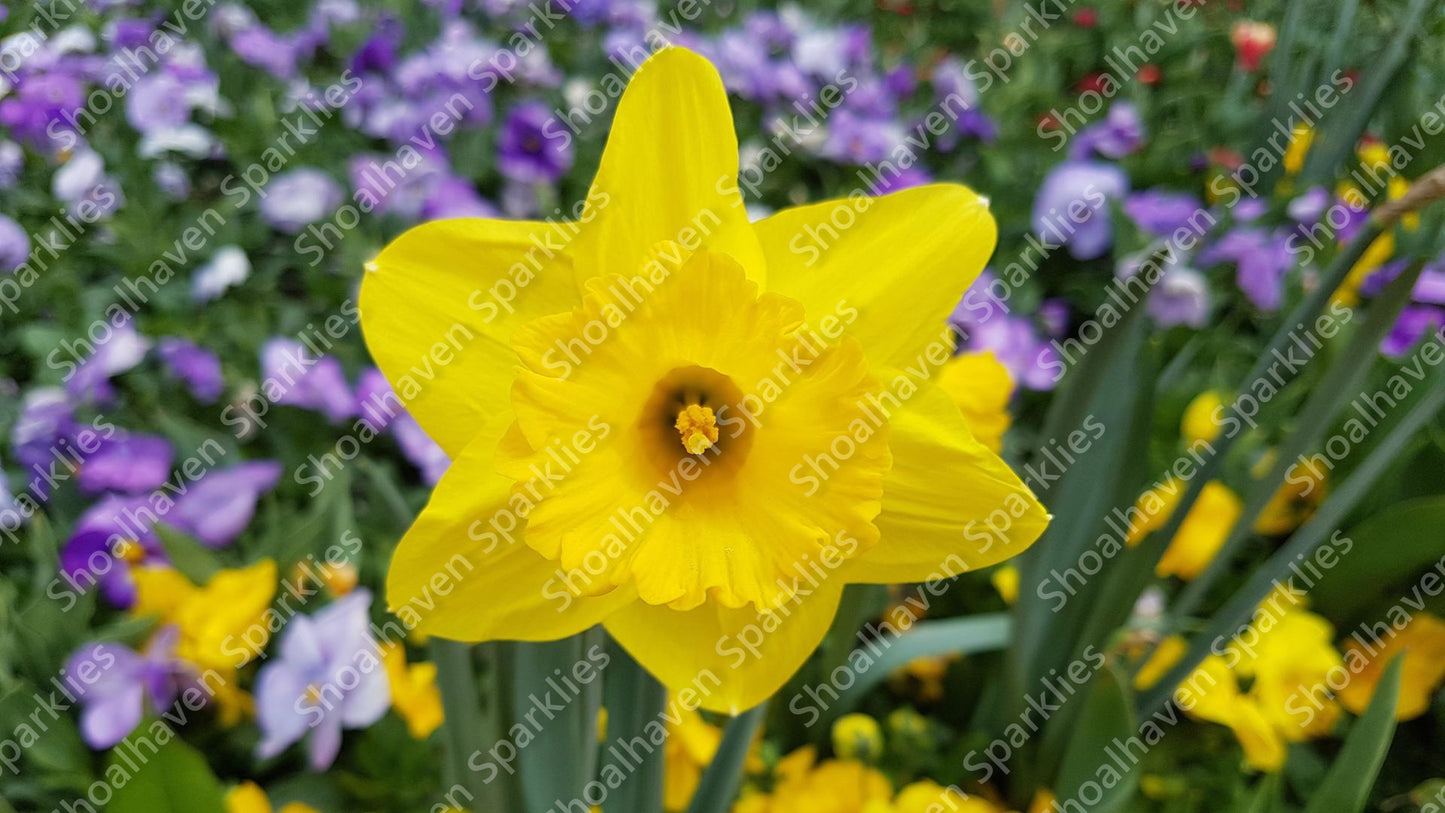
[360,47,1048,712]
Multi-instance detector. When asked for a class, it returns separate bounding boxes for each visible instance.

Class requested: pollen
[674,404,719,455]
[111,539,145,564]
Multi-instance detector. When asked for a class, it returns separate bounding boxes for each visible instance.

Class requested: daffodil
[361,47,1047,712]
[1339,611,1445,720]
[381,641,444,739]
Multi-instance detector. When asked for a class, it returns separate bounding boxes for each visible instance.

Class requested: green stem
[432,639,509,812]
[684,703,768,813]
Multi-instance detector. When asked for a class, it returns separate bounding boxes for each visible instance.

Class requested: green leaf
[106,734,227,813]
[511,633,605,813]
[821,614,1011,723]
[153,526,221,584]
[1052,667,1138,813]
[0,686,92,784]
[1311,496,1445,618]
[599,637,667,813]
[1242,771,1283,813]
[684,702,768,813]
[1302,655,1405,813]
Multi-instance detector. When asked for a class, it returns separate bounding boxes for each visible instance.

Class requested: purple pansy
[392,414,449,484]
[354,368,401,433]
[261,338,355,422]
[1199,228,1296,310]
[260,169,343,233]
[157,337,225,402]
[60,495,163,608]
[1069,102,1143,160]
[497,101,575,184]
[0,214,29,273]
[1033,161,1129,260]
[77,434,173,495]
[190,245,251,302]
[1124,190,1205,237]
[67,630,199,749]
[68,322,152,404]
[170,461,282,547]
[254,591,390,770]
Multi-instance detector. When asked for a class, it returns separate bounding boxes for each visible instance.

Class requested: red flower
[1230,20,1277,72]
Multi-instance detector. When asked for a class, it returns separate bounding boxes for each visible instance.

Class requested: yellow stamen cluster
[674,404,719,455]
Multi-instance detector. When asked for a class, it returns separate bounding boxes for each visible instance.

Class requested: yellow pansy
[1123,477,1186,547]
[1133,636,1189,691]
[1283,124,1312,175]
[1155,482,1243,580]
[225,782,320,813]
[731,747,892,813]
[381,642,444,739]
[132,560,277,673]
[936,350,1014,452]
[1180,391,1226,446]
[831,713,883,761]
[991,565,1019,605]
[1253,460,1326,535]
[1163,602,1344,771]
[664,706,722,811]
[892,780,1005,813]
[361,47,1047,713]
[1339,612,1445,720]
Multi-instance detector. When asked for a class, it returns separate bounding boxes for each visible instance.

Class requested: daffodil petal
[385,417,634,641]
[755,183,996,369]
[604,582,844,714]
[575,47,764,285]
[359,218,581,456]
[844,378,1047,583]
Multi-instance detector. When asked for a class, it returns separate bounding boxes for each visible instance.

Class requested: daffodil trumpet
[359,46,1046,719]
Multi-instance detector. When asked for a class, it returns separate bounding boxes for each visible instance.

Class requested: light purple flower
[125,73,192,134]
[261,338,355,422]
[60,495,164,608]
[1033,161,1129,260]
[11,387,75,488]
[354,368,401,433]
[823,109,905,165]
[170,461,282,547]
[157,337,224,402]
[67,630,197,748]
[0,140,22,188]
[869,166,931,195]
[254,591,390,770]
[1069,102,1143,160]
[78,434,173,495]
[1124,190,1204,237]
[1287,187,1330,224]
[1199,228,1296,310]
[260,169,342,233]
[0,72,85,147]
[1381,306,1444,357]
[0,214,29,272]
[392,413,449,484]
[53,148,124,218]
[68,322,151,403]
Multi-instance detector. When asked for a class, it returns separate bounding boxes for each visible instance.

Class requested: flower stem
[431,639,509,812]
[601,638,667,813]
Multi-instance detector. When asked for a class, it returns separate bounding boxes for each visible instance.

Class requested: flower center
[674,404,718,454]
[111,538,145,564]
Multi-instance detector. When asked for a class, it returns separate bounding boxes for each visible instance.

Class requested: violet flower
[261,338,355,422]
[1032,161,1129,260]
[67,630,197,749]
[497,101,575,183]
[0,214,29,273]
[157,337,225,402]
[392,414,449,485]
[1069,102,1143,160]
[254,591,390,770]
[170,461,282,547]
[67,322,151,404]
[77,434,174,495]
[1199,227,1296,310]
[1124,190,1205,237]
[60,495,164,608]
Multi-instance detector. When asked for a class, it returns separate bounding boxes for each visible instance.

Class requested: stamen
[111,539,145,564]
[674,404,719,455]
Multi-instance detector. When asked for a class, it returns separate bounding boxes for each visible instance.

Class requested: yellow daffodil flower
[936,350,1014,452]
[380,642,444,739]
[1339,611,1445,720]
[360,47,1047,712]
